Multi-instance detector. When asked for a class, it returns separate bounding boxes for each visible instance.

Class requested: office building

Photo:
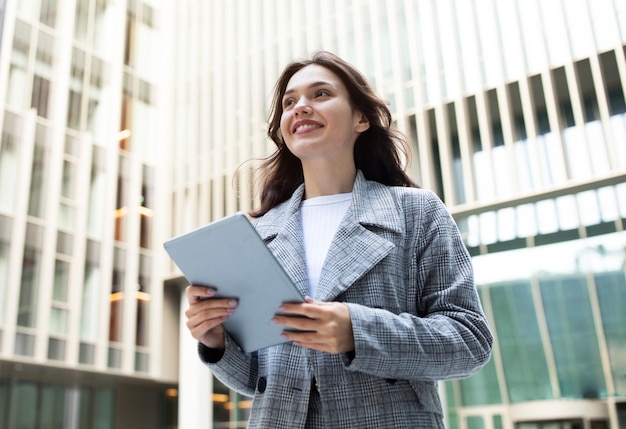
[0,0,625,428]
[168,1,626,428]
[0,0,177,427]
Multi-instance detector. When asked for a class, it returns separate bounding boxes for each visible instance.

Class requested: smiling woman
[278,64,370,198]
[183,51,493,429]
[254,51,419,218]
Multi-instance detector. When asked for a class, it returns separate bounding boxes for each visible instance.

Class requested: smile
[293,121,323,134]
[295,124,321,133]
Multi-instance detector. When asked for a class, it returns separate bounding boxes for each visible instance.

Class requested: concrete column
[178,289,213,429]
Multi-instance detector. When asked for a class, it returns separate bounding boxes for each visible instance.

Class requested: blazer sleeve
[343,190,493,381]
[199,334,258,397]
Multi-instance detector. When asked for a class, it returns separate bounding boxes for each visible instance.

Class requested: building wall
[0,0,625,428]
[167,1,626,428]
[0,0,176,427]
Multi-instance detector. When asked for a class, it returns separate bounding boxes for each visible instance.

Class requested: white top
[300,192,352,297]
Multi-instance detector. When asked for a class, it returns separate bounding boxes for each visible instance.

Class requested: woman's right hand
[184,285,238,350]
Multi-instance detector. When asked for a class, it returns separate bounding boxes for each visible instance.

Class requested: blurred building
[167,1,626,428]
[1,1,625,429]
[0,0,178,427]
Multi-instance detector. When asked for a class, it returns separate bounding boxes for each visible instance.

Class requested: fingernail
[271,317,279,324]
[206,288,216,296]
[228,299,238,307]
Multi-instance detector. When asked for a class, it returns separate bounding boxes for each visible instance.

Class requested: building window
[467,415,485,429]
[28,125,52,219]
[14,332,35,356]
[79,342,95,365]
[73,0,88,43]
[136,253,151,348]
[87,57,109,139]
[59,160,78,230]
[109,247,125,343]
[0,215,11,328]
[31,28,55,119]
[2,381,115,428]
[213,377,251,427]
[47,337,65,360]
[7,20,30,110]
[114,155,129,242]
[87,147,106,238]
[140,166,154,248]
[8,381,38,427]
[458,293,502,406]
[489,279,553,402]
[540,275,607,399]
[593,270,626,396]
[67,47,85,130]
[31,75,50,118]
[0,112,21,214]
[18,223,44,329]
[49,257,70,359]
[80,240,100,365]
[517,420,585,429]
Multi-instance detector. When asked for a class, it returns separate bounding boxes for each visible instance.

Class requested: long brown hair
[250,51,418,218]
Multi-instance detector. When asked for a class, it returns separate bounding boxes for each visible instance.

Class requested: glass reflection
[471,231,626,404]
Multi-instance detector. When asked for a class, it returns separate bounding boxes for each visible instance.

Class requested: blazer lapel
[315,222,394,301]
[315,172,404,301]
[253,185,309,297]
[253,172,405,301]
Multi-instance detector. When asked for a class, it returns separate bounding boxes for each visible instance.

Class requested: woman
[185,51,493,428]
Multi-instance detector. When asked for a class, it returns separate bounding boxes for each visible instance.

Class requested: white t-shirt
[300,193,352,297]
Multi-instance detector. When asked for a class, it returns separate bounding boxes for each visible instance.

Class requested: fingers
[185,285,216,304]
[187,317,226,340]
[273,301,355,354]
[185,296,238,321]
[282,324,354,354]
[278,297,324,318]
[185,298,236,348]
[184,285,238,348]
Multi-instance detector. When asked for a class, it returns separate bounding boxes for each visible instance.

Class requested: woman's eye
[283,98,295,108]
[315,89,330,97]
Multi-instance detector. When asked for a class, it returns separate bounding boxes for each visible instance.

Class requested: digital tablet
[164,212,305,353]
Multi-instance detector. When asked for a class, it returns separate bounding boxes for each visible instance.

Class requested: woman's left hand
[272,297,355,354]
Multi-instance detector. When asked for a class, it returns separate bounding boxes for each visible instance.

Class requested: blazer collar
[254,170,403,240]
[350,170,403,235]
[253,171,404,300]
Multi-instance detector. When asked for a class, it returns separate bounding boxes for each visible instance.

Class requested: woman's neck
[301,162,356,199]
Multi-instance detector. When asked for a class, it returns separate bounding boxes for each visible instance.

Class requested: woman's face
[279,64,369,166]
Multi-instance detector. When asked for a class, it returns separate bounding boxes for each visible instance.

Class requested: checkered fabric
[204,171,493,428]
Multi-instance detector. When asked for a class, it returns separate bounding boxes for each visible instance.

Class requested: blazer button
[257,376,267,393]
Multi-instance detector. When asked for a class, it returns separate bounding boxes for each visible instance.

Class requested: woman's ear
[354,113,370,133]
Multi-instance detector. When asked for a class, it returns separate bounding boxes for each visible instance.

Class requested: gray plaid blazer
[204,171,493,428]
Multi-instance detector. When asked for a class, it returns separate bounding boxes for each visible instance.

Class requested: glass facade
[446,230,626,426]
[0,0,175,427]
[169,1,626,428]
[0,373,178,429]
[0,379,115,429]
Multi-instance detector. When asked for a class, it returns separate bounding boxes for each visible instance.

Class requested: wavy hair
[250,51,418,218]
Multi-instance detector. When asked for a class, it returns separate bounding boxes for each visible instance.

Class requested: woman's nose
[293,97,311,115]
